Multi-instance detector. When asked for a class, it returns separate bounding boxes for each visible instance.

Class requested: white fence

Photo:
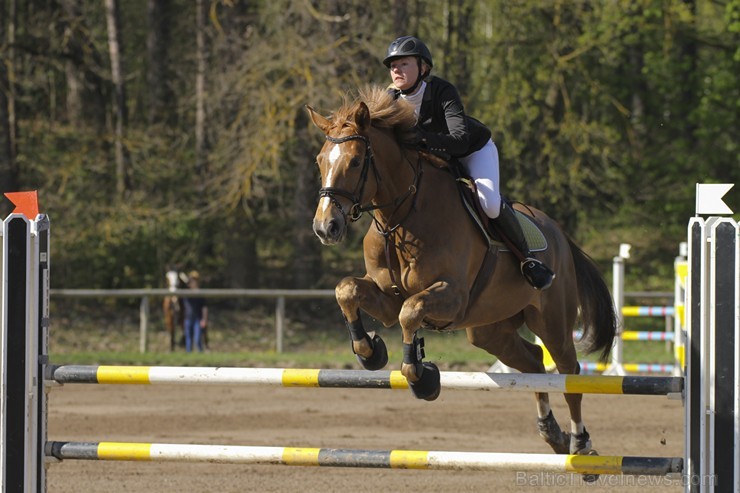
[51,287,674,354]
[51,288,334,353]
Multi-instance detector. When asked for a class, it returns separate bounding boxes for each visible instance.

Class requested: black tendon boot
[492,202,555,290]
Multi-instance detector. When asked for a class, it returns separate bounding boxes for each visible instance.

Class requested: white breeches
[458,139,501,219]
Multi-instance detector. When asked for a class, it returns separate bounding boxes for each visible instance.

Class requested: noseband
[318,134,380,222]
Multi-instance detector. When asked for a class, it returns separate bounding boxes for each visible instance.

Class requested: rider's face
[389,56,420,93]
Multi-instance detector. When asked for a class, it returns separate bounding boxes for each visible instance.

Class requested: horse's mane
[332,85,417,133]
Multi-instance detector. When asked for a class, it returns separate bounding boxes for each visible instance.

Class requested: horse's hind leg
[541,337,598,483]
[525,337,576,455]
[467,320,571,455]
[529,302,593,455]
[542,338,594,455]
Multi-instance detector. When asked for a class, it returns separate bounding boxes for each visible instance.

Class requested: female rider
[383,35,555,290]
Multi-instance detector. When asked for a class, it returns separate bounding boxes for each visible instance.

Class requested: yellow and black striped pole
[48,365,684,396]
[46,441,683,477]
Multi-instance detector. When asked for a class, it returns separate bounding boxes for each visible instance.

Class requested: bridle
[318,133,420,224]
[318,131,423,298]
[318,134,379,222]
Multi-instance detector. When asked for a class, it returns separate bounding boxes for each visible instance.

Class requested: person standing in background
[182,270,208,352]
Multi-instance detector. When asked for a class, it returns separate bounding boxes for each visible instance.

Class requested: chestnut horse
[163,270,183,351]
[306,86,617,459]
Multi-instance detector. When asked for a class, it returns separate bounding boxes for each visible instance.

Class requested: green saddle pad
[495,211,547,252]
[518,211,547,251]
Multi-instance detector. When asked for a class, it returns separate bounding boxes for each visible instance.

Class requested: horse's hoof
[408,362,440,401]
[569,429,598,483]
[355,334,388,371]
[569,428,592,455]
[537,411,570,454]
[580,449,600,483]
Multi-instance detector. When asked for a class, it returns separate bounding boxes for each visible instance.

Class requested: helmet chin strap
[400,59,427,95]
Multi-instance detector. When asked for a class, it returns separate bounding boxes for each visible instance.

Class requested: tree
[146,0,174,126]
[441,0,474,97]
[4,0,737,294]
[195,0,207,183]
[0,0,18,213]
[58,1,108,127]
[104,0,129,198]
[392,0,407,36]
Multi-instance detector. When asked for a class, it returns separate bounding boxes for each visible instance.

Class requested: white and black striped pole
[1,210,49,493]
[685,184,738,493]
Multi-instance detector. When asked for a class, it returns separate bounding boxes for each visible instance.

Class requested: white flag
[695,183,734,215]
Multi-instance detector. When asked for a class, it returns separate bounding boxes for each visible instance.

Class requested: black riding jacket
[392,76,491,158]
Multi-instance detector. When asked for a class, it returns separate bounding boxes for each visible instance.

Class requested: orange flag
[4,191,40,219]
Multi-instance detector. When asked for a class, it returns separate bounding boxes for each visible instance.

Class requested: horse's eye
[350,157,361,168]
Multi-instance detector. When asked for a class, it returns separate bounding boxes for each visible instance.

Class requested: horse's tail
[568,237,617,362]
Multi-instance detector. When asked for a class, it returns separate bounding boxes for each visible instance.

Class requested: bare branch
[303,0,350,23]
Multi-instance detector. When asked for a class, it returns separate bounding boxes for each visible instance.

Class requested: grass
[48,298,678,372]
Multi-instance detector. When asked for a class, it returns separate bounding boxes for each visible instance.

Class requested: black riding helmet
[382,36,433,68]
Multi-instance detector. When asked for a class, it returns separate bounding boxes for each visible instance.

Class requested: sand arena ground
[47,380,684,493]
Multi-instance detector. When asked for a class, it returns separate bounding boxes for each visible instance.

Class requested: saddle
[420,151,547,252]
[416,151,549,331]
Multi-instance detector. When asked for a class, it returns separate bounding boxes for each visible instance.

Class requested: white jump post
[606,241,686,377]
[604,243,630,375]
[0,213,50,493]
[685,183,738,493]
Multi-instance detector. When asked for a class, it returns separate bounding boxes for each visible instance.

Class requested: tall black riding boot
[492,202,555,290]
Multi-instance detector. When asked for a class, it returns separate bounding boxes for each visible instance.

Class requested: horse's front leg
[335,275,402,371]
[398,281,466,401]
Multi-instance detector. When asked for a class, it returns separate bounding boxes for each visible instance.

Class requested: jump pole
[44,441,683,476]
[674,243,688,377]
[606,243,685,376]
[46,364,684,396]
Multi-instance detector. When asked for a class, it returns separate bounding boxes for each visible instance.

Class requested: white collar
[400,81,426,115]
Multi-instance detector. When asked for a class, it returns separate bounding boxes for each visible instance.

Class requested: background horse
[306,86,617,461]
[163,270,184,351]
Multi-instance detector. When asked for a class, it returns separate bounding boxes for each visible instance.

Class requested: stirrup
[520,257,555,290]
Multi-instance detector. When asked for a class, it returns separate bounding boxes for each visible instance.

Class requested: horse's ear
[306,105,331,133]
[355,102,371,132]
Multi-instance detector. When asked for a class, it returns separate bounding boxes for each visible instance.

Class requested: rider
[383,35,555,290]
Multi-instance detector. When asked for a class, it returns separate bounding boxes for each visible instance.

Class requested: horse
[306,86,617,461]
[163,270,184,351]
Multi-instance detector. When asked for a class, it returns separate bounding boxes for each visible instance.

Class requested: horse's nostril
[313,217,344,243]
[313,225,327,240]
[328,220,339,237]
